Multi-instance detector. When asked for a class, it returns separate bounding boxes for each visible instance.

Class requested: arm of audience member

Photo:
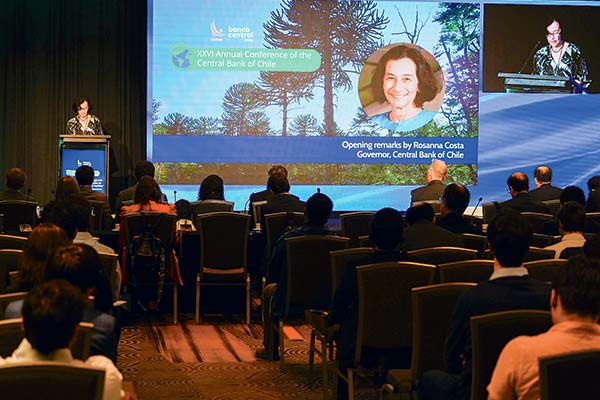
[444,293,471,374]
[330,266,357,325]
[86,355,123,400]
[486,338,521,400]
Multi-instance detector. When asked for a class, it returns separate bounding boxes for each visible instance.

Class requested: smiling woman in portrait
[360,44,444,133]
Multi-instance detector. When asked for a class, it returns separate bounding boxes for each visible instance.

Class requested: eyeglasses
[546,30,561,38]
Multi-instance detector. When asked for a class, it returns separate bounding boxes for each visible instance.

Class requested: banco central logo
[210,20,225,42]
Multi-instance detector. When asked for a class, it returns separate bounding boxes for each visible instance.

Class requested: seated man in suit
[544,201,586,258]
[586,175,600,212]
[420,212,550,400]
[501,172,550,214]
[402,202,463,251]
[75,165,114,230]
[259,172,305,228]
[0,280,123,400]
[0,167,35,202]
[529,165,563,202]
[411,159,447,206]
[488,255,600,400]
[330,207,410,400]
[115,160,167,212]
[248,164,288,226]
[255,192,334,361]
[436,183,482,235]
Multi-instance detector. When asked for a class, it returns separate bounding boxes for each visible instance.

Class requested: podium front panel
[60,141,108,194]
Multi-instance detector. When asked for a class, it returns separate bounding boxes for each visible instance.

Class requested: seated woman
[368,44,442,133]
[197,174,225,201]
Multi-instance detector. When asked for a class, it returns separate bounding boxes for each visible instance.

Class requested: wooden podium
[497,73,571,93]
[58,135,111,194]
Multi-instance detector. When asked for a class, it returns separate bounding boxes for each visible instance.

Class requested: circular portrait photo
[359,43,445,133]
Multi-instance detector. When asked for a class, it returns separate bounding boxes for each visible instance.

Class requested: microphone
[243,198,251,214]
[173,190,177,203]
[471,197,483,216]
[518,40,541,74]
[317,187,321,193]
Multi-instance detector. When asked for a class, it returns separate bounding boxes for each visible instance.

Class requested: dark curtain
[0,0,147,206]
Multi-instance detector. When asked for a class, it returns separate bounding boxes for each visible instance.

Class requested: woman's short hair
[72,97,92,113]
[55,176,79,201]
[372,45,440,108]
[134,176,162,205]
[198,174,225,201]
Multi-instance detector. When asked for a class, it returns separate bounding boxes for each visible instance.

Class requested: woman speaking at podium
[533,18,589,90]
[66,97,104,135]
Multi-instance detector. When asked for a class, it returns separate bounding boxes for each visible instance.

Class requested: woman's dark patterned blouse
[66,115,103,135]
[533,42,589,85]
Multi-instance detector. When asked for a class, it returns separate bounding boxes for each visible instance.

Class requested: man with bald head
[501,172,550,214]
[529,165,562,202]
[411,159,447,206]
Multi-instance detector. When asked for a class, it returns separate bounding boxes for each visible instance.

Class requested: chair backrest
[539,350,600,400]
[122,212,177,251]
[196,212,250,275]
[0,234,27,250]
[264,212,305,259]
[0,249,23,292]
[358,234,373,248]
[531,233,561,248]
[407,247,477,266]
[524,246,556,262]
[191,199,234,217]
[0,318,94,360]
[88,200,106,232]
[251,200,268,228]
[520,212,554,234]
[410,283,477,380]
[559,246,584,260]
[284,235,349,317]
[340,212,376,248]
[0,361,105,400]
[329,247,374,299]
[585,212,600,227]
[355,262,436,364]
[438,260,494,283]
[97,252,118,300]
[542,199,561,215]
[0,291,26,319]
[482,202,500,225]
[470,310,552,400]
[0,201,38,233]
[524,259,567,283]
[459,233,488,257]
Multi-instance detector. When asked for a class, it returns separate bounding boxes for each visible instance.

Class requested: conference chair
[531,233,561,248]
[520,212,554,234]
[0,362,105,400]
[0,249,23,292]
[437,260,494,283]
[0,291,26,319]
[539,350,600,400]
[97,251,120,303]
[524,259,567,283]
[340,212,376,248]
[333,261,436,400]
[542,199,561,215]
[559,246,584,259]
[357,235,373,248]
[0,200,38,233]
[251,200,268,229]
[459,233,488,257]
[470,310,552,400]
[0,318,94,360]
[195,212,251,324]
[329,247,375,302]
[263,212,305,260]
[585,212,600,230]
[122,212,179,323]
[0,234,27,250]
[407,247,477,266]
[382,283,477,398]
[191,199,234,217]
[483,247,555,262]
[89,200,110,232]
[277,235,349,372]
[482,202,500,225]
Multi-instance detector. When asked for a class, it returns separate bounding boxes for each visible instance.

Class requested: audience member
[255,192,334,361]
[115,160,166,212]
[402,202,463,251]
[411,159,447,205]
[75,165,114,229]
[0,280,123,400]
[197,174,225,201]
[330,207,409,400]
[586,176,600,212]
[54,176,79,201]
[542,185,587,235]
[9,223,70,293]
[544,201,586,258]
[436,183,482,235]
[260,172,305,228]
[420,212,550,400]
[501,172,550,214]
[487,255,600,400]
[0,167,35,201]
[175,199,196,231]
[120,176,175,215]
[584,235,600,259]
[529,165,563,201]
[248,164,288,225]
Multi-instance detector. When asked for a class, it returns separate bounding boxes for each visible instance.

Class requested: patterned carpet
[117,315,388,399]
